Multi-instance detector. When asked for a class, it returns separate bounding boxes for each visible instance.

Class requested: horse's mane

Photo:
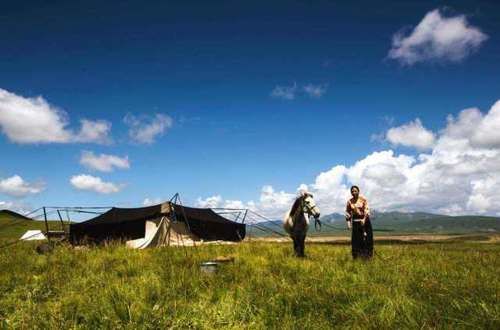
[289,196,303,217]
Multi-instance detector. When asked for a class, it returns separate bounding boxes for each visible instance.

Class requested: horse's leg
[298,233,306,257]
[292,231,305,257]
[291,234,298,256]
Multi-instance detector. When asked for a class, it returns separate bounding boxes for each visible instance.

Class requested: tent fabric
[69,203,171,243]
[20,230,47,241]
[126,216,199,249]
[69,202,245,245]
[172,205,246,241]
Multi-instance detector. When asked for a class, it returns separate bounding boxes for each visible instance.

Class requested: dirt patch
[250,233,500,244]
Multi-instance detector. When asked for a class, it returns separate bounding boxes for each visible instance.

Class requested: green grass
[0,238,498,329]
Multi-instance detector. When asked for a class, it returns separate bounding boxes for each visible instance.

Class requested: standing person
[345,186,373,259]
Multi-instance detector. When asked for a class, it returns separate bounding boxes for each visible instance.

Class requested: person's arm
[345,201,352,229]
[361,198,370,225]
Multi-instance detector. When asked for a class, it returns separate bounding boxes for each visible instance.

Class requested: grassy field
[0,237,499,329]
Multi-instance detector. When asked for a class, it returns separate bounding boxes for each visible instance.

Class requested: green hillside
[371,211,445,226]
[0,211,62,240]
[247,212,500,238]
[390,216,500,233]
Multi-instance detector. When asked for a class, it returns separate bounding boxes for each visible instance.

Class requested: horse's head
[301,193,321,219]
[283,192,322,235]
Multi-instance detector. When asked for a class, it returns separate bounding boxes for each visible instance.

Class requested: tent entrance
[126,215,200,249]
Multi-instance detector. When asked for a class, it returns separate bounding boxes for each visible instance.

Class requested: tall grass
[0,240,498,329]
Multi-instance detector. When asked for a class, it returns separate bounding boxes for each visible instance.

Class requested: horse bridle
[294,195,322,231]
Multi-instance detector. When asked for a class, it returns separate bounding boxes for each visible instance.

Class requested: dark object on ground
[36,243,54,254]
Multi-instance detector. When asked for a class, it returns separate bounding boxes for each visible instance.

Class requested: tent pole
[65,209,71,224]
[242,209,248,224]
[57,210,65,233]
[43,207,50,242]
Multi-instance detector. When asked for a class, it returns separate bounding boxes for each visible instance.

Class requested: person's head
[350,185,360,198]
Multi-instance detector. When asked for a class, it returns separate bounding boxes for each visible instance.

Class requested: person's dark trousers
[292,233,306,257]
[351,219,373,259]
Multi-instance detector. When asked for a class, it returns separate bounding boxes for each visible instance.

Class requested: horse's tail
[283,213,292,235]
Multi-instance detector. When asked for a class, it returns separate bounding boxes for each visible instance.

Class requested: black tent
[69,202,246,244]
[172,204,246,242]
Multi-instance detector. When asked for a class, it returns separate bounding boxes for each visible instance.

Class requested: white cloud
[386,119,436,150]
[0,200,14,209]
[143,197,163,206]
[198,100,500,217]
[0,88,112,144]
[271,83,328,100]
[270,83,298,100]
[0,175,44,198]
[124,113,173,144]
[258,185,296,215]
[0,200,31,214]
[0,88,71,143]
[223,200,247,209]
[471,100,500,148]
[388,8,488,65]
[303,84,327,98]
[196,186,296,219]
[196,195,223,208]
[70,174,123,194]
[73,119,112,144]
[80,151,130,172]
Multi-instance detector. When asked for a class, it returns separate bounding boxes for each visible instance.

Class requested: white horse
[283,192,321,257]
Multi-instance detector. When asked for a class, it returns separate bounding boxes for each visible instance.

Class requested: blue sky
[1,1,500,217]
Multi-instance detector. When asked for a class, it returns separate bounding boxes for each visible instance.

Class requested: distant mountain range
[247,211,500,236]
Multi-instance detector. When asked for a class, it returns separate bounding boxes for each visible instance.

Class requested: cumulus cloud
[124,113,173,144]
[386,119,436,150]
[70,174,123,194]
[0,175,44,198]
[0,88,112,144]
[73,119,112,144]
[80,151,130,172]
[303,84,328,98]
[196,195,223,209]
[258,185,296,214]
[196,186,297,218]
[388,8,488,65]
[470,100,500,148]
[198,100,500,217]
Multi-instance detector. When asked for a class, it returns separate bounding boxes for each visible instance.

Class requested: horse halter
[294,195,322,231]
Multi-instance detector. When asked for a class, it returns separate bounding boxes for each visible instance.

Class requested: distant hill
[0,209,62,240]
[0,209,33,221]
[388,216,500,234]
[344,211,498,234]
[247,211,500,236]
